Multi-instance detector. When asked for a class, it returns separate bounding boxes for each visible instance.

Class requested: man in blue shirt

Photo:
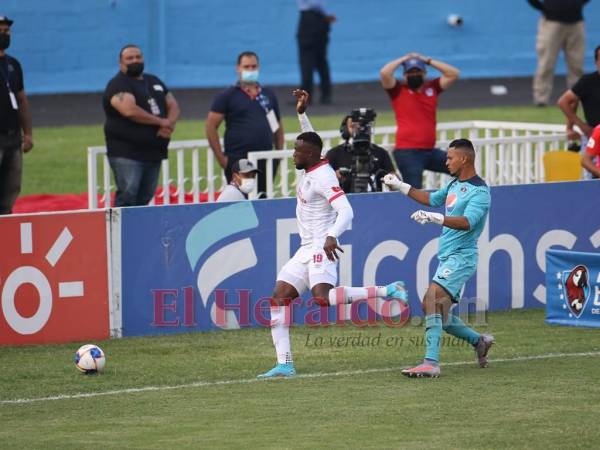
[206,51,284,199]
[384,138,494,378]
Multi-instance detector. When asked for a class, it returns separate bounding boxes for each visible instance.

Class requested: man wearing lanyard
[102,44,180,207]
[0,16,33,215]
[206,51,284,199]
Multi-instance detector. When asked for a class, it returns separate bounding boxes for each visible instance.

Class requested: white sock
[270,305,292,365]
[328,286,388,305]
[376,286,387,297]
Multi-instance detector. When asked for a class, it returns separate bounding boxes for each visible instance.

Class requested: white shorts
[277,245,338,295]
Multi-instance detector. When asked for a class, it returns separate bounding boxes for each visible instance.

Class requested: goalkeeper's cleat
[257,363,296,379]
[401,361,440,378]
[475,334,494,368]
[385,281,408,305]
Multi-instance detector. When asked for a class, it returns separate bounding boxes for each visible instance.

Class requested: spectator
[216,158,261,202]
[206,51,284,199]
[102,44,180,207]
[528,0,588,107]
[557,45,600,142]
[581,124,600,179]
[0,16,33,215]
[326,113,396,193]
[379,53,459,189]
[297,0,335,104]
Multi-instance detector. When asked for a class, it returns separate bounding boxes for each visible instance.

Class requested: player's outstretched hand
[410,210,444,225]
[323,236,344,261]
[293,89,310,114]
[382,173,401,189]
[382,173,411,195]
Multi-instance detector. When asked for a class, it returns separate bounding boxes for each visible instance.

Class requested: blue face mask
[241,70,259,83]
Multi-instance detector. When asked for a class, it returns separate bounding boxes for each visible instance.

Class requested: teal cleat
[257,363,296,379]
[385,281,408,305]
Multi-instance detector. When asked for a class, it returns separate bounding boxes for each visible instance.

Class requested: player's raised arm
[293,89,314,132]
[383,171,470,227]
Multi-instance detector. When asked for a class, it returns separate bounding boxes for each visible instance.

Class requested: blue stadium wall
[5,0,600,94]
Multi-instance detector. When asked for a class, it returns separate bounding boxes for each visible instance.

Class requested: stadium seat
[543,151,582,182]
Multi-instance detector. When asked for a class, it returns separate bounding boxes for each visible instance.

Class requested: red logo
[0,212,110,345]
[446,193,458,210]
[563,265,589,318]
[332,186,342,192]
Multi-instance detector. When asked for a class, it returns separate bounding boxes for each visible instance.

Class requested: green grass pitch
[1,309,599,449]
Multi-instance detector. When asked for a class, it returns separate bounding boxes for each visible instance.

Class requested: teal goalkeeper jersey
[429,175,491,260]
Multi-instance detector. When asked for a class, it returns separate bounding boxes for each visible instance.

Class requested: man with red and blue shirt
[380,53,460,188]
[582,124,600,178]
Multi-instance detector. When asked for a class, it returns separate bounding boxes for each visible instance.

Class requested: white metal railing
[87,120,568,208]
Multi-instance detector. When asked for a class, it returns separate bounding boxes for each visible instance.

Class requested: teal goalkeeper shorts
[432,253,477,302]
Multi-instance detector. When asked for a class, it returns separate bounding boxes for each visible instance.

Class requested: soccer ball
[74,344,106,374]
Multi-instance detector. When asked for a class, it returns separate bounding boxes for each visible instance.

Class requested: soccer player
[384,138,494,378]
[257,90,407,378]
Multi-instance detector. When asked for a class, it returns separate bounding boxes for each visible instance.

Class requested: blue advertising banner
[546,249,600,328]
[119,181,600,337]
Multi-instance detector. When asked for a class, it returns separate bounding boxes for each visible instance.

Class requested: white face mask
[239,177,256,194]
[240,70,259,83]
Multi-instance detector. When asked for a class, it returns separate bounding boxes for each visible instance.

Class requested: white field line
[2,351,599,405]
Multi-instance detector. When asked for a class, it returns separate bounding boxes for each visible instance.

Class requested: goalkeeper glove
[382,173,411,195]
[410,210,444,225]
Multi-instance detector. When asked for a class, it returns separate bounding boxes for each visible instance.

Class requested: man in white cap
[217,158,261,202]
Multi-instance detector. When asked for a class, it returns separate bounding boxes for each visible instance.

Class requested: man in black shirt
[297,2,335,104]
[206,51,284,198]
[325,114,396,193]
[557,45,600,139]
[0,16,33,214]
[528,0,589,106]
[103,44,180,207]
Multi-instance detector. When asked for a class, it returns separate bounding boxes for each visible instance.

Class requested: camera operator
[325,109,396,193]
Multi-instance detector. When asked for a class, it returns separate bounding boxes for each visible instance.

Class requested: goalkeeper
[383,138,494,378]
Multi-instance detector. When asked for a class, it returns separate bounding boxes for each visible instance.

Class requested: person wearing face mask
[102,44,180,207]
[0,16,33,215]
[206,51,284,199]
[216,158,260,202]
[380,53,460,189]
